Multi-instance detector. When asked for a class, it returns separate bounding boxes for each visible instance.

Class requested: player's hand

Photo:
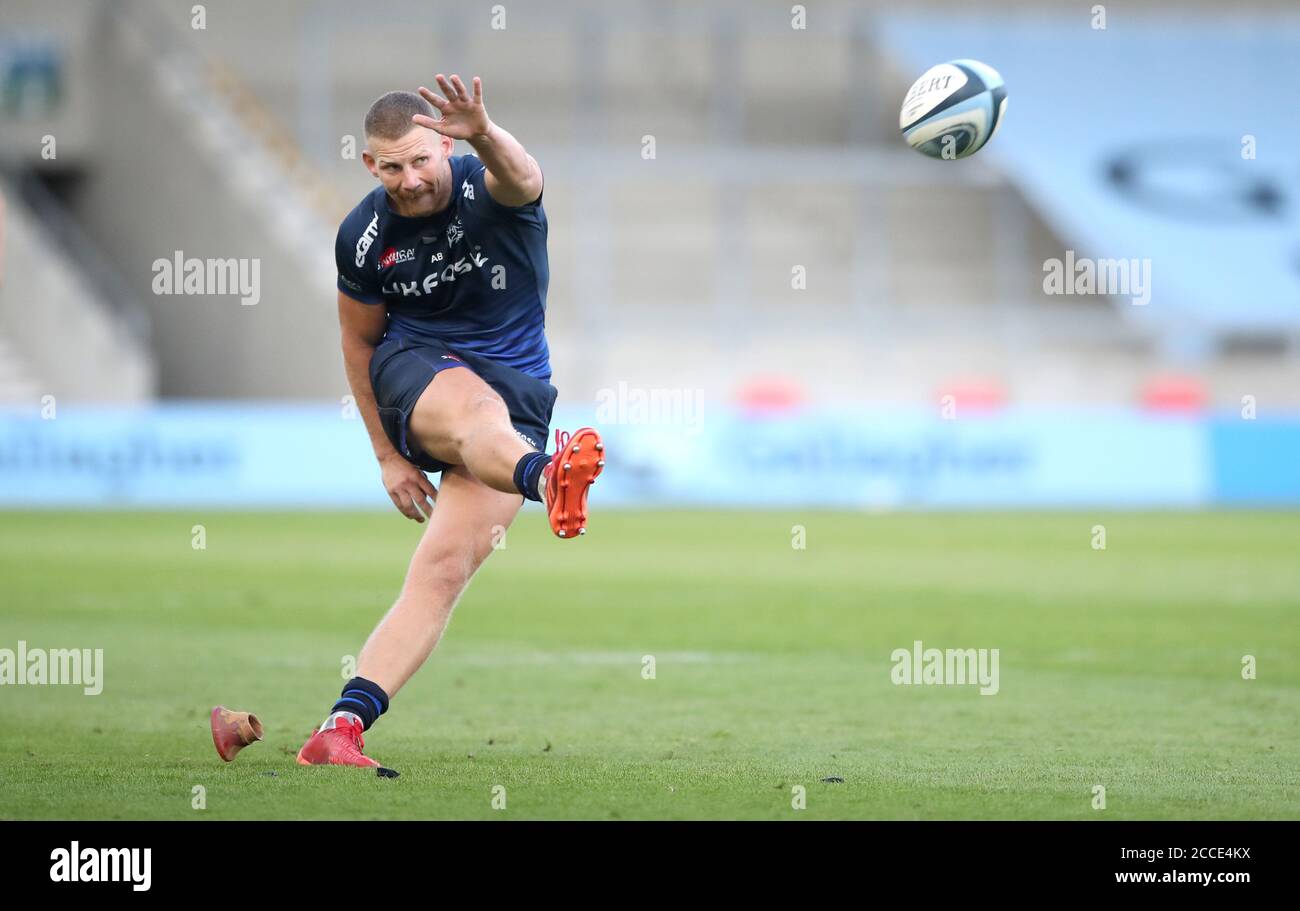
[379,452,437,522]
[414,75,492,141]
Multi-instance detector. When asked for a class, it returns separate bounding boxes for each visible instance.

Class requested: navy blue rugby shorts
[369,335,558,474]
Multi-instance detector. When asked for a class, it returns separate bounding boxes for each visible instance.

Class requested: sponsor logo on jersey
[461,178,475,200]
[355,213,379,268]
[382,251,491,298]
[378,246,416,269]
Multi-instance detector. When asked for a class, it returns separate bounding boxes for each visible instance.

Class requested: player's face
[363,127,455,217]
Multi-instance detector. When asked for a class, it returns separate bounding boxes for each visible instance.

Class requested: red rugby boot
[296,715,396,776]
[543,427,604,539]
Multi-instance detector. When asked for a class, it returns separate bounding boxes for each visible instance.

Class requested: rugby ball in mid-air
[899,59,1007,160]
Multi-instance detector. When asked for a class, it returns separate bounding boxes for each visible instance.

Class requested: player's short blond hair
[364,91,437,141]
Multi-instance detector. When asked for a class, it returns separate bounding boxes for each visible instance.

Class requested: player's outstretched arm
[414,74,543,207]
[337,291,437,522]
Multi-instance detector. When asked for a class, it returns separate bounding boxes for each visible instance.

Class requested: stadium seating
[0,176,153,403]
[1,0,1296,410]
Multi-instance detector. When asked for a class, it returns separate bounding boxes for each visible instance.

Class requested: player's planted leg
[296,466,522,773]
[352,466,522,694]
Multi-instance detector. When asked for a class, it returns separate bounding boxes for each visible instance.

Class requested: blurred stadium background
[2,0,1299,822]
[1,0,1298,509]
[0,0,1297,508]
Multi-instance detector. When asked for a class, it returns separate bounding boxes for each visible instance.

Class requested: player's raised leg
[407,365,604,538]
[296,465,522,772]
[408,366,533,494]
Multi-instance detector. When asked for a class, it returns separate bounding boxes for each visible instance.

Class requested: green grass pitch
[1,510,1297,820]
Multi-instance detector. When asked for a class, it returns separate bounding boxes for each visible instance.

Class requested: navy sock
[513,450,550,502]
[331,676,390,731]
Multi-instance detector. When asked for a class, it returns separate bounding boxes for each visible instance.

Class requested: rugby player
[296,74,603,773]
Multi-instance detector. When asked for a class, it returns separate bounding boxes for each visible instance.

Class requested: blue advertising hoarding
[0,403,1294,509]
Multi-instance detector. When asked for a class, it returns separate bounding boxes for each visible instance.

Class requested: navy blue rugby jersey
[335,153,550,379]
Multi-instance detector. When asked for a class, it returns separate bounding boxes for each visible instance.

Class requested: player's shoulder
[450,152,486,194]
[452,151,484,175]
[335,186,386,276]
[452,151,544,215]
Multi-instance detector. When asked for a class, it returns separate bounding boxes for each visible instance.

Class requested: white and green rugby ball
[900,59,1007,160]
